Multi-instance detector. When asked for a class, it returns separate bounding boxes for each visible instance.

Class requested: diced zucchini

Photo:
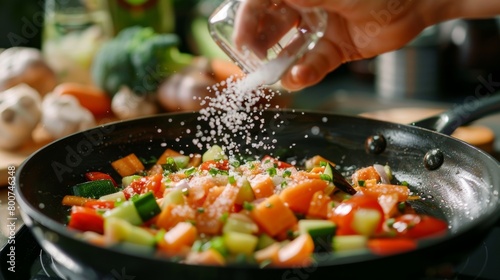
[104,217,155,246]
[223,214,258,234]
[224,231,258,256]
[298,219,336,252]
[256,234,277,250]
[132,192,161,222]
[161,188,185,209]
[103,200,142,225]
[99,191,126,202]
[351,208,382,236]
[73,179,117,199]
[121,175,142,188]
[332,235,368,251]
[202,145,226,162]
[323,163,334,180]
[173,156,190,169]
[203,236,228,257]
[234,179,255,205]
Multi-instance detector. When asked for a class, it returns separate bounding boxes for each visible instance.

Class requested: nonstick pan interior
[15,109,500,279]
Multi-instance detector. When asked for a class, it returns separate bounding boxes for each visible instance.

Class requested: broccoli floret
[130,34,192,94]
[91,26,193,96]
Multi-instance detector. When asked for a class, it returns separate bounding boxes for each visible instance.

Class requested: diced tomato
[391,214,448,239]
[367,238,417,255]
[85,171,118,186]
[261,155,293,168]
[199,160,230,171]
[123,173,164,199]
[329,194,385,235]
[67,206,104,234]
[83,200,116,209]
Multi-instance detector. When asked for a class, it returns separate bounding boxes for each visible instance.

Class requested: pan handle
[412,92,500,135]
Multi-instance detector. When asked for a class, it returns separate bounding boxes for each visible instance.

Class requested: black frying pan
[10,93,500,279]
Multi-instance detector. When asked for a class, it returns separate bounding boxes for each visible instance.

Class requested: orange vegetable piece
[250,195,297,237]
[62,195,97,206]
[111,153,145,177]
[156,148,183,165]
[196,185,239,235]
[352,166,381,183]
[210,58,244,82]
[254,243,280,264]
[53,82,111,117]
[307,190,333,219]
[367,238,417,256]
[185,249,226,266]
[158,222,197,252]
[276,234,314,267]
[358,184,410,201]
[157,204,196,230]
[279,178,328,214]
[249,174,275,199]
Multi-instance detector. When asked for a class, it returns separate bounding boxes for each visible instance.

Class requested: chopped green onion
[267,167,277,177]
[282,170,292,178]
[243,201,254,211]
[319,174,332,182]
[358,180,365,187]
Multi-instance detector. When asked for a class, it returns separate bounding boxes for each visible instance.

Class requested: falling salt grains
[197,57,293,156]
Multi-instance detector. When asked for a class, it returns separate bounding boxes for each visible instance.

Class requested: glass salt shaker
[208,0,327,86]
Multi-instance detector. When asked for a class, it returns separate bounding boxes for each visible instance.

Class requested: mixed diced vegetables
[62,145,448,267]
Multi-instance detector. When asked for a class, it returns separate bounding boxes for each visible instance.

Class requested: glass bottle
[42,0,113,85]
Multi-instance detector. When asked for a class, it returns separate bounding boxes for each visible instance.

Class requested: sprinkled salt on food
[197,57,295,156]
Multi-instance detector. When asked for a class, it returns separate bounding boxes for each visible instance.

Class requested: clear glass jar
[42,0,113,85]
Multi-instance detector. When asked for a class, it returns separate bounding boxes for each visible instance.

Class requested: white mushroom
[0,84,42,150]
[111,86,158,120]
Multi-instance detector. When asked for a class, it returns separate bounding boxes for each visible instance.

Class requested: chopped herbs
[358,180,365,187]
[282,170,292,178]
[267,167,277,177]
[243,201,254,211]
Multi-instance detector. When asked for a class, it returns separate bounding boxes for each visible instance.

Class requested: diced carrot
[156,148,183,165]
[111,153,145,177]
[276,234,314,267]
[309,166,325,174]
[250,195,297,237]
[53,82,112,117]
[307,190,333,219]
[249,174,275,199]
[358,184,409,201]
[352,166,381,184]
[188,154,202,167]
[158,222,197,252]
[279,179,328,214]
[203,186,225,206]
[185,176,217,207]
[157,204,196,230]
[62,195,97,206]
[367,238,417,256]
[196,185,239,235]
[185,249,226,266]
[305,155,335,170]
[210,57,244,82]
[254,242,280,264]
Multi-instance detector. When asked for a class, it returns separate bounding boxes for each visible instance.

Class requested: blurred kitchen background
[1,0,500,104]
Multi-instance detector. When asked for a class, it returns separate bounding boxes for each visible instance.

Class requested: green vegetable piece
[161,189,184,208]
[103,200,142,226]
[173,156,190,169]
[351,208,382,236]
[299,219,336,252]
[105,217,155,247]
[202,145,226,162]
[332,235,368,252]
[224,231,259,256]
[203,236,228,257]
[121,175,142,188]
[256,234,276,250]
[222,215,258,234]
[72,179,117,199]
[99,191,126,202]
[132,192,161,222]
[234,179,255,205]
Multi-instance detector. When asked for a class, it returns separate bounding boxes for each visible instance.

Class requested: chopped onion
[173,179,190,191]
[373,164,390,184]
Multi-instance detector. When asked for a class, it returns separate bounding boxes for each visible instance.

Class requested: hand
[232,0,500,91]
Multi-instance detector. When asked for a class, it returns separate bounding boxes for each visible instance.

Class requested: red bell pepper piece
[367,238,417,256]
[123,173,164,199]
[85,171,118,187]
[199,160,230,171]
[68,206,104,234]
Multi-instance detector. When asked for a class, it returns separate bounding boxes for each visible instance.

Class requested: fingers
[280,38,343,91]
